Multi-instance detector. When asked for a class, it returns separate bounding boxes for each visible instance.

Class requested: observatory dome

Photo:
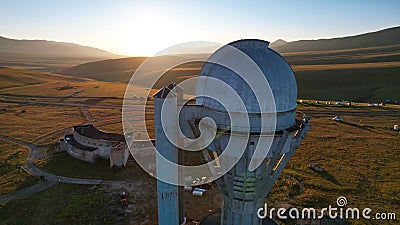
[196,39,297,114]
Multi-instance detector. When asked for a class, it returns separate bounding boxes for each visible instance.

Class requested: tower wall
[154,93,184,225]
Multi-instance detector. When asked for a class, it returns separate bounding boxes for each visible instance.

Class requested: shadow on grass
[37,150,148,181]
[316,170,342,186]
[337,120,374,131]
[15,176,42,191]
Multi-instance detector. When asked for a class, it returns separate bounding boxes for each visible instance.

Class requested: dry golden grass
[0,59,399,224]
[1,101,399,224]
[266,106,400,224]
[0,139,37,195]
[0,105,84,143]
[0,80,124,98]
[281,44,400,57]
[292,61,400,72]
[96,122,123,134]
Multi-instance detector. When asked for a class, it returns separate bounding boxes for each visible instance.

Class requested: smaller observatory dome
[196,39,297,114]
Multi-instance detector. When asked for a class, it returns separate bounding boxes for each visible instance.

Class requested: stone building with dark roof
[60,124,129,167]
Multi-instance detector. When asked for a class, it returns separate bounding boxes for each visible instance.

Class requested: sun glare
[115,11,187,56]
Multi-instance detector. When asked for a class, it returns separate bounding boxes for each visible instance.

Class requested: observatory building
[59,124,130,167]
[153,39,310,225]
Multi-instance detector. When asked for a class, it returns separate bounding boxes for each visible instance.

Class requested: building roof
[73,124,125,142]
[64,134,98,152]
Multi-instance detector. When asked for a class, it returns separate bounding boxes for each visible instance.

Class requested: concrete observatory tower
[154,39,310,225]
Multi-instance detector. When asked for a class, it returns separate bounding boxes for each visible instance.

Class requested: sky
[0,0,399,56]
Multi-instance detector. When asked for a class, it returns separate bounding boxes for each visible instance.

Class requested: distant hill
[60,26,400,101]
[272,26,400,53]
[0,36,120,59]
[0,66,88,90]
[269,39,287,48]
[60,57,147,82]
[60,55,203,85]
[62,26,400,83]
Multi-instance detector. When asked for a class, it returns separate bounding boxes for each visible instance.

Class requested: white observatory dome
[196,39,297,114]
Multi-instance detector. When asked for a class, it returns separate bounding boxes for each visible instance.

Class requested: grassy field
[0,67,132,195]
[3,44,400,103]
[0,101,85,194]
[54,42,400,103]
[295,65,400,102]
[35,146,148,181]
[1,102,396,224]
[0,54,399,224]
[0,183,123,224]
[265,104,400,225]
[0,139,39,195]
[0,55,115,72]
[280,44,400,65]
[0,103,84,143]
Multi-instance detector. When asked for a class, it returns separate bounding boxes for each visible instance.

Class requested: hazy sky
[0,0,399,56]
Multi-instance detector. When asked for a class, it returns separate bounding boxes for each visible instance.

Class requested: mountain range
[59,26,400,82]
[271,26,400,52]
[1,26,400,101]
[0,36,120,59]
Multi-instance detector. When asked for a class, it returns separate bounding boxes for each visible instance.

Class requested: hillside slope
[60,26,400,101]
[269,39,288,48]
[272,26,400,53]
[0,36,119,59]
[60,55,204,84]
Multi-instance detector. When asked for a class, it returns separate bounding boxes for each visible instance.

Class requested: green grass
[0,183,117,225]
[36,145,148,181]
